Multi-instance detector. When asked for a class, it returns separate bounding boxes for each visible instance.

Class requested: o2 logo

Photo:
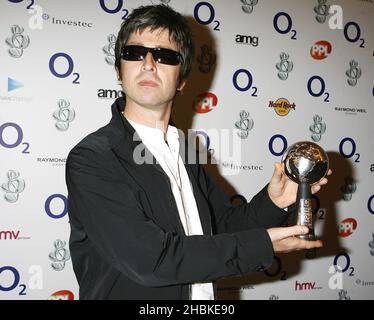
[99,0,128,20]
[49,53,80,84]
[194,2,220,31]
[264,256,287,280]
[368,195,374,215]
[268,134,288,156]
[45,194,68,219]
[8,0,34,9]
[232,69,257,96]
[0,122,30,154]
[273,12,297,40]
[307,75,330,102]
[0,266,26,295]
[339,137,360,163]
[344,21,365,48]
[333,253,354,276]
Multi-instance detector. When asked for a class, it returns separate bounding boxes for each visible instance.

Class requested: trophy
[281,141,329,240]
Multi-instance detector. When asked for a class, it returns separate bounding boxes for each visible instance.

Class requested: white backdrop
[0,0,373,300]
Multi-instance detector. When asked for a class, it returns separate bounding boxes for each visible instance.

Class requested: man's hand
[267,225,323,253]
[267,162,332,209]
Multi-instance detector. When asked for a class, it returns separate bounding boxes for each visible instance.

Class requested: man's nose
[142,52,156,71]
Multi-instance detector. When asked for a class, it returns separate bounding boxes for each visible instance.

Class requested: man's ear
[177,80,186,92]
[115,67,121,81]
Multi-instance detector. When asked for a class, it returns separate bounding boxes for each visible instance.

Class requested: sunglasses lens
[122,46,146,61]
[122,46,182,65]
[153,48,182,65]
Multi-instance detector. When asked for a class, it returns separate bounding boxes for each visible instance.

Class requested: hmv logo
[0,230,20,240]
[295,280,321,291]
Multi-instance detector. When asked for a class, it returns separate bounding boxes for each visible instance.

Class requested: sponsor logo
[193,92,218,113]
[97,88,124,99]
[235,110,253,139]
[338,218,357,237]
[294,280,322,290]
[314,1,331,24]
[235,34,259,47]
[334,106,367,115]
[48,290,74,300]
[196,44,216,74]
[268,98,296,116]
[369,233,374,256]
[276,52,293,80]
[346,60,361,86]
[341,176,357,201]
[53,99,75,131]
[1,170,25,203]
[241,0,259,14]
[5,25,30,58]
[310,114,326,142]
[103,34,116,66]
[311,40,332,60]
[49,240,70,271]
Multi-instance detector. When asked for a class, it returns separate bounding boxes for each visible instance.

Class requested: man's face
[119,27,185,111]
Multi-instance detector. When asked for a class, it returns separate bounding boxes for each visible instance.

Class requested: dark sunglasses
[121,45,183,65]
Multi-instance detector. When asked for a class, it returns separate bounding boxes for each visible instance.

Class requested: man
[66,4,329,300]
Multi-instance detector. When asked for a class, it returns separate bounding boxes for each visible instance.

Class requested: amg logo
[97,89,125,99]
[235,34,259,47]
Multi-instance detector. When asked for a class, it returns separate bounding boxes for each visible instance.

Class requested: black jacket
[65,97,289,300]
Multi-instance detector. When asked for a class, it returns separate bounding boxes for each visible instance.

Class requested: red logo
[193,92,218,113]
[310,41,332,60]
[338,218,357,237]
[0,230,20,240]
[295,280,316,291]
[48,290,75,300]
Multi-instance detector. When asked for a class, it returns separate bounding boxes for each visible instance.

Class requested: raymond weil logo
[268,98,296,116]
[338,218,357,237]
[310,40,332,60]
[193,92,218,113]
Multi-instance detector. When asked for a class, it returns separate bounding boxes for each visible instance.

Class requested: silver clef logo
[338,289,351,300]
[346,60,361,86]
[309,114,326,142]
[369,233,374,256]
[235,110,254,139]
[241,0,258,14]
[49,239,71,271]
[5,25,30,58]
[341,176,357,201]
[53,99,75,131]
[314,0,330,23]
[276,52,293,80]
[1,170,25,203]
[196,44,216,74]
[103,34,116,65]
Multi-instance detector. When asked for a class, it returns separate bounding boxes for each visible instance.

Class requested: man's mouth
[138,80,158,87]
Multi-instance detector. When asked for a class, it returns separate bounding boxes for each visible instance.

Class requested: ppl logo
[338,218,357,237]
[193,92,218,113]
[310,40,332,60]
[48,290,74,300]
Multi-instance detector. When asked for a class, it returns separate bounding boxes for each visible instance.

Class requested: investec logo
[294,280,322,291]
[235,34,259,47]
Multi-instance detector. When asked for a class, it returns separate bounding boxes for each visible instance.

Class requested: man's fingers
[268,225,308,242]
[271,162,284,183]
